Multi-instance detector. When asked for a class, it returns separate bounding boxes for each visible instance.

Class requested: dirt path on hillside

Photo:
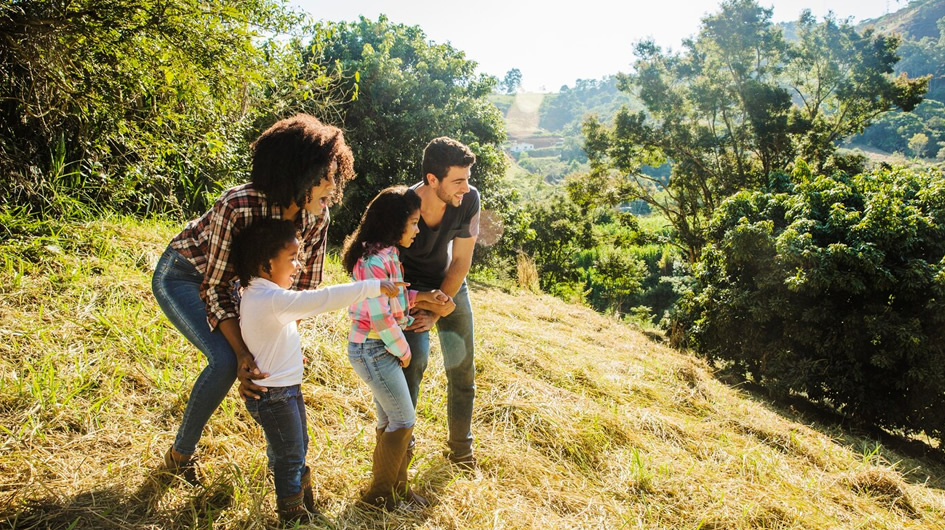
[506,92,544,139]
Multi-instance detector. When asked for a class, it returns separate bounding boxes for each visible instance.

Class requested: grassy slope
[0,213,943,529]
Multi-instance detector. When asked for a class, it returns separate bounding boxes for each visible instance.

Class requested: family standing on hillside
[151,114,481,525]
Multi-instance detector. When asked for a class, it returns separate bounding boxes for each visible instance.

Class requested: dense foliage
[292,16,509,242]
[583,0,928,262]
[676,164,945,443]
[506,186,680,321]
[0,0,322,216]
[856,99,945,158]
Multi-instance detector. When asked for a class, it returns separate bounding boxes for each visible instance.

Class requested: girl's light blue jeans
[347,339,416,431]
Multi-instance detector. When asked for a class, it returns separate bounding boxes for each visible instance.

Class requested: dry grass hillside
[1,214,944,528]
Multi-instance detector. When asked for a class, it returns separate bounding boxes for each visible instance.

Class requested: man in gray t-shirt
[399,137,480,469]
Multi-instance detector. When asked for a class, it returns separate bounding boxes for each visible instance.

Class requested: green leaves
[287,16,507,242]
[582,0,928,262]
[1,0,313,216]
[679,165,945,443]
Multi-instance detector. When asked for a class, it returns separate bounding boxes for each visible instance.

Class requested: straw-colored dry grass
[1,215,944,529]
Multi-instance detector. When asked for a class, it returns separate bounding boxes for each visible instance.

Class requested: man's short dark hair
[250,114,355,209]
[421,137,475,183]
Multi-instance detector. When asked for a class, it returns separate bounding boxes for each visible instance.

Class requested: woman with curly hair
[151,115,354,496]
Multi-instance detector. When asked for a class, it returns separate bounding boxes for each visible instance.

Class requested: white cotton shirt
[240,277,381,387]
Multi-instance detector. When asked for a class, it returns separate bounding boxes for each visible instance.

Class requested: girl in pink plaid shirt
[342,186,452,510]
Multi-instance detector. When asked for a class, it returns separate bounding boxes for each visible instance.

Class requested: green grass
[0,207,943,528]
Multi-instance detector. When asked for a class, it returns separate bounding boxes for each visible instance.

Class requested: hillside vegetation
[0,212,943,529]
[858,0,945,41]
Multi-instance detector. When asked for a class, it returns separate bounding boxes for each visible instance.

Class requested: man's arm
[440,235,476,297]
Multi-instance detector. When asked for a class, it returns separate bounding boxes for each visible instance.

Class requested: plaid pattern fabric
[169,183,329,330]
[347,246,416,358]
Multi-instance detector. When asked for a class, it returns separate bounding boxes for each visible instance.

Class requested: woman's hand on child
[236,353,269,399]
[380,280,409,297]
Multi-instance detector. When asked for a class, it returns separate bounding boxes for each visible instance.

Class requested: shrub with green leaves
[0,0,315,216]
[677,162,945,443]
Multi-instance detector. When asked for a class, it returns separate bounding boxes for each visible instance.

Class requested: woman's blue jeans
[151,246,239,456]
[244,385,308,499]
[347,339,416,432]
[402,283,475,457]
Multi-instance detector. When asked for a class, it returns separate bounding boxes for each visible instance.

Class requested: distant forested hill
[852,0,945,158]
[858,0,945,41]
[537,76,641,134]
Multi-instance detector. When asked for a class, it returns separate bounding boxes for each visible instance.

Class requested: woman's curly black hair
[233,218,299,288]
[342,186,421,273]
[250,114,355,209]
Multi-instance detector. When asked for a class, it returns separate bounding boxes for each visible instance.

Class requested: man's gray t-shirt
[399,183,480,291]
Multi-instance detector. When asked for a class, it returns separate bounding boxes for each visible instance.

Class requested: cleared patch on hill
[506,92,544,139]
[0,213,943,529]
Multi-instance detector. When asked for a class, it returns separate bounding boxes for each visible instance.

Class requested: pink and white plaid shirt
[347,246,417,358]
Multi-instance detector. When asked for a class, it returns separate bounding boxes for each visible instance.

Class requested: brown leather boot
[276,489,313,527]
[300,466,317,514]
[163,447,198,485]
[396,444,429,508]
[360,426,412,510]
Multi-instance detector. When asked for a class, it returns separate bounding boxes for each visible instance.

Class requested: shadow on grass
[713,369,945,489]
[304,457,464,530]
[0,468,235,529]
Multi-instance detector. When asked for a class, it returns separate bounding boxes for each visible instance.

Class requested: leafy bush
[0,0,313,217]
[677,162,945,443]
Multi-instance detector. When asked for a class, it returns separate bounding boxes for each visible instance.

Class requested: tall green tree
[583,0,927,261]
[0,0,315,215]
[295,16,508,242]
[676,164,945,444]
[501,68,522,94]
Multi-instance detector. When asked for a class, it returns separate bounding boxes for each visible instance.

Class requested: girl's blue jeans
[347,339,416,431]
[244,385,308,499]
[151,246,238,456]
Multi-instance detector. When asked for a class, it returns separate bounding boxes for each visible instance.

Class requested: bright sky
[292,0,908,92]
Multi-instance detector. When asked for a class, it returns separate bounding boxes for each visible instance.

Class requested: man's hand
[414,291,455,318]
[236,353,269,400]
[406,308,439,332]
[431,297,456,317]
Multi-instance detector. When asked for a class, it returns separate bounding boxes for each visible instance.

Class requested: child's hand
[380,280,409,297]
[399,349,412,368]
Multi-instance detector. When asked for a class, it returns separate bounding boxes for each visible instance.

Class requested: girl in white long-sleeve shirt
[233,218,401,525]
